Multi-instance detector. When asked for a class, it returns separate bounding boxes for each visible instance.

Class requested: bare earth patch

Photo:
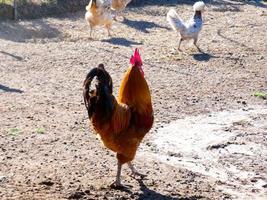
[0,1,267,199]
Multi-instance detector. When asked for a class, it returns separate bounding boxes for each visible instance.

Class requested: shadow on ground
[217,29,252,49]
[131,0,266,8]
[0,51,23,61]
[130,0,194,7]
[0,19,61,42]
[0,84,23,93]
[192,51,219,61]
[136,178,204,200]
[67,178,205,200]
[212,0,267,9]
[123,18,170,33]
[102,37,142,47]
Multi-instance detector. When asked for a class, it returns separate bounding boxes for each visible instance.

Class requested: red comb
[130,48,142,67]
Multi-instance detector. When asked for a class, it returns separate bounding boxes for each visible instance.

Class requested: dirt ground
[0,1,267,199]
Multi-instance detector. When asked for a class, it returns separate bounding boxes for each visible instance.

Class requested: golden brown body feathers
[111,0,132,20]
[85,0,113,36]
[83,49,153,187]
[84,64,153,164]
[111,0,132,12]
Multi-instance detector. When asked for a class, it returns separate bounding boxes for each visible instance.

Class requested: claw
[130,171,147,179]
[110,181,123,189]
[128,162,146,179]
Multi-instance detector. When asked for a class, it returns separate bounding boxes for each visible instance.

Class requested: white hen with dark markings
[167,1,205,51]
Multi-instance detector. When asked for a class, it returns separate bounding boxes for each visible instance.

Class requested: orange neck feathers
[118,49,152,114]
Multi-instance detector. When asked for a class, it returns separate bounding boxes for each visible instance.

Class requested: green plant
[254,92,267,99]
[9,128,21,135]
[36,127,45,134]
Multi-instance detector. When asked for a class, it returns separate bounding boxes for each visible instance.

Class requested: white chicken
[167,1,205,51]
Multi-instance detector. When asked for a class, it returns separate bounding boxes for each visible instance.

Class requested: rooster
[83,49,153,188]
[111,0,132,20]
[85,0,113,37]
[167,1,205,51]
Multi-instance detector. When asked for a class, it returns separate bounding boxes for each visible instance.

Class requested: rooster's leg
[127,162,146,179]
[110,161,123,188]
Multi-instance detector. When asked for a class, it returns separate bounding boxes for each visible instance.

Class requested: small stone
[0,176,7,182]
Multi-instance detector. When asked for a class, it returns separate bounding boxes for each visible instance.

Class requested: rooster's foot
[110,181,123,189]
[128,162,147,179]
[130,171,147,179]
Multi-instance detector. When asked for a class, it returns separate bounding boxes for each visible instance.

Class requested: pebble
[0,176,7,182]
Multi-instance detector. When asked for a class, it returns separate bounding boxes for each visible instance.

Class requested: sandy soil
[0,1,267,199]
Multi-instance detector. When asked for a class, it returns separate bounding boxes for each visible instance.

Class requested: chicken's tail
[83,64,114,120]
[166,9,186,32]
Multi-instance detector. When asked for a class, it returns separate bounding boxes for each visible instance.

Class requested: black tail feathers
[83,64,113,119]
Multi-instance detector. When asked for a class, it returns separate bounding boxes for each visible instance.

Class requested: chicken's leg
[127,162,146,178]
[178,38,184,51]
[89,25,93,38]
[113,10,125,21]
[105,24,111,37]
[119,10,125,21]
[193,38,201,52]
[113,11,118,21]
[110,161,123,188]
